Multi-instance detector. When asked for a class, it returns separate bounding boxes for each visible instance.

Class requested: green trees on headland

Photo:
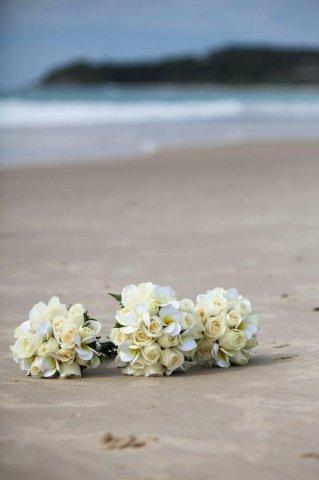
[41,45,319,86]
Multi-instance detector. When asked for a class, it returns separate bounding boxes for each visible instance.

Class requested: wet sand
[1,140,319,480]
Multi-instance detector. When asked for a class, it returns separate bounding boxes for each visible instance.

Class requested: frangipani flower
[115,304,150,334]
[30,356,58,378]
[29,296,67,331]
[120,282,179,314]
[118,339,140,363]
[211,343,231,368]
[121,282,155,310]
[154,285,179,308]
[179,333,197,352]
[237,314,259,341]
[196,289,228,317]
[78,320,102,344]
[159,305,183,336]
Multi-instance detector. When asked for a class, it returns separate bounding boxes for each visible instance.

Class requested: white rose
[29,301,50,331]
[226,307,242,328]
[195,304,209,325]
[60,361,82,378]
[121,356,147,376]
[144,362,164,376]
[245,335,258,349]
[68,304,85,327]
[59,326,80,348]
[47,296,68,319]
[196,338,214,361]
[52,316,67,340]
[181,312,197,331]
[132,330,153,347]
[37,338,59,357]
[141,343,161,365]
[11,333,41,359]
[219,329,246,352]
[29,297,68,332]
[141,316,163,338]
[157,334,180,348]
[30,356,58,378]
[186,311,204,340]
[179,298,195,312]
[78,320,101,344]
[109,327,128,346]
[238,297,252,316]
[204,314,226,340]
[160,348,184,372]
[230,349,250,366]
[36,320,53,342]
[57,349,75,363]
[78,326,93,341]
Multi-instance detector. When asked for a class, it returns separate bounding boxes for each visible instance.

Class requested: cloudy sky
[1,0,319,88]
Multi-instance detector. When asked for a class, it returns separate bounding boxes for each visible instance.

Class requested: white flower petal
[226,288,238,300]
[76,347,94,361]
[163,323,176,334]
[179,335,197,352]
[60,361,81,378]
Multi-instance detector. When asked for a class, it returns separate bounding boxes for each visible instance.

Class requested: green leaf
[83,311,99,325]
[108,293,122,305]
[98,340,117,358]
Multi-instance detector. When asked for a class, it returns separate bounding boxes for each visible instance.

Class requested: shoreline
[1,137,319,172]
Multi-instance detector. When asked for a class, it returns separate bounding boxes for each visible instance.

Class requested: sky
[1,0,319,88]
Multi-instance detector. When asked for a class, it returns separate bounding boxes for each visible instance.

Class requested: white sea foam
[0,99,243,127]
[1,98,319,127]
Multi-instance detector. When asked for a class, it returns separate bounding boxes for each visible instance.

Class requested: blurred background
[0,0,319,168]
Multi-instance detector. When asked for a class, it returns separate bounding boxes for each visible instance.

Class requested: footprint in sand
[101,433,157,450]
[273,354,298,362]
[273,343,290,349]
[301,452,319,460]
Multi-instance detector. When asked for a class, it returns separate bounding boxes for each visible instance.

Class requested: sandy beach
[1,140,319,480]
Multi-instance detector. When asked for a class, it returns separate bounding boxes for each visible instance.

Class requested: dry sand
[0,140,319,480]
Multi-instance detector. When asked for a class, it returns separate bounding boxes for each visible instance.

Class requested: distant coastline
[41,45,319,86]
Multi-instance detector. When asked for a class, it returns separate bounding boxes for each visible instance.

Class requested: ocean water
[0,85,319,167]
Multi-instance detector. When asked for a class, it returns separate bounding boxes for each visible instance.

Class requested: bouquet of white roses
[109,283,203,376]
[194,288,259,367]
[10,296,108,378]
[11,286,260,379]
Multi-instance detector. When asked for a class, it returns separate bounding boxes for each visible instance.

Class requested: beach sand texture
[0,141,319,480]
